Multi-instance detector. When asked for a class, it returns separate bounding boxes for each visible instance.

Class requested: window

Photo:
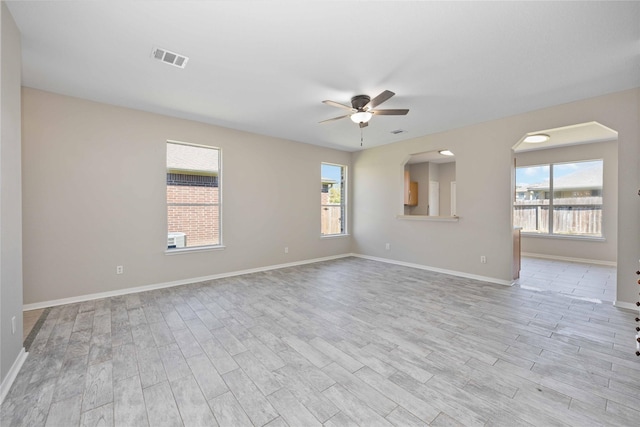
[321,163,346,236]
[166,141,221,249]
[514,160,603,237]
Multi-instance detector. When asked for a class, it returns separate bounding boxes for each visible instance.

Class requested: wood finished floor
[518,257,617,303]
[3,257,639,426]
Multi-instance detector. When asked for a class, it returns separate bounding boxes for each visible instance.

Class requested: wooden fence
[514,197,602,236]
[321,205,342,235]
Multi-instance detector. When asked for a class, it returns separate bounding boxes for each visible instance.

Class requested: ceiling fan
[319,90,409,128]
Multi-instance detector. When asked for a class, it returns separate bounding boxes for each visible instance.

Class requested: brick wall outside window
[167,173,220,247]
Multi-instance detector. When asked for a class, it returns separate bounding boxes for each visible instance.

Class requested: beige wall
[22,88,352,305]
[352,121,515,282]
[0,1,23,387]
[18,87,640,308]
[515,140,618,263]
[352,89,639,305]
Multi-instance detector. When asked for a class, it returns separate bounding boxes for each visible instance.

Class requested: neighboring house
[520,162,603,201]
[321,177,336,203]
[514,162,603,236]
[515,185,530,201]
[166,143,219,248]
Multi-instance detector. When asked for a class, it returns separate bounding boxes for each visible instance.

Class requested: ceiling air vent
[152,47,189,69]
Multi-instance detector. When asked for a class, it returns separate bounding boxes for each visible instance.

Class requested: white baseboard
[23,253,353,311]
[0,347,27,405]
[352,254,513,286]
[522,252,617,267]
[613,300,639,312]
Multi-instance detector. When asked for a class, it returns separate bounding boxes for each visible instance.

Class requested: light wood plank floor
[519,257,617,303]
[3,257,639,426]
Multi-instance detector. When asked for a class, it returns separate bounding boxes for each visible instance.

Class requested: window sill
[165,245,226,255]
[520,233,605,242]
[321,233,350,239]
[396,215,459,222]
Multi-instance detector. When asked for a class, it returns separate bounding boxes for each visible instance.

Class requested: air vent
[390,129,407,135]
[152,47,189,69]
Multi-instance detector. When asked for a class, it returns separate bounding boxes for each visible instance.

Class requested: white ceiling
[7,1,640,152]
[513,121,619,153]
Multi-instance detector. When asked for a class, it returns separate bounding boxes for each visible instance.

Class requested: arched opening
[511,121,618,302]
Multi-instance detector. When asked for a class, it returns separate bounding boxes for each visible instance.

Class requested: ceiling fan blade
[319,114,350,124]
[371,109,409,116]
[365,90,395,110]
[322,100,355,111]
[359,121,368,128]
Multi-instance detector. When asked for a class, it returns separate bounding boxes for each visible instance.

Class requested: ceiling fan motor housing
[351,95,371,110]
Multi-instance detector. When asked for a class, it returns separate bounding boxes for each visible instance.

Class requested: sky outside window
[516,160,601,186]
[321,163,342,183]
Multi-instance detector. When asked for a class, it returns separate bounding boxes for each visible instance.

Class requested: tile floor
[3,256,639,426]
[518,257,617,303]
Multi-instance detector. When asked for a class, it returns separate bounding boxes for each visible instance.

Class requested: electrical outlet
[480,256,487,264]
[385,243,390,250]
[11,316,16,334]
[116,265,124,274]
[284,247,289,254]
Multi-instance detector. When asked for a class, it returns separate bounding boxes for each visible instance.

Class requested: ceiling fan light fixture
[523,134,550,143]
[350,111,373,124]
[439,150,454,156]
[320,90,408,130]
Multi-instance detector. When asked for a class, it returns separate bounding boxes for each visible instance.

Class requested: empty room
[1,1,639,426]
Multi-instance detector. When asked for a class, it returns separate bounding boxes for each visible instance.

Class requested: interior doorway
[511,122,619,301]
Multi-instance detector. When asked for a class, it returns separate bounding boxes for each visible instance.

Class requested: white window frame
[514,159,603,238]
